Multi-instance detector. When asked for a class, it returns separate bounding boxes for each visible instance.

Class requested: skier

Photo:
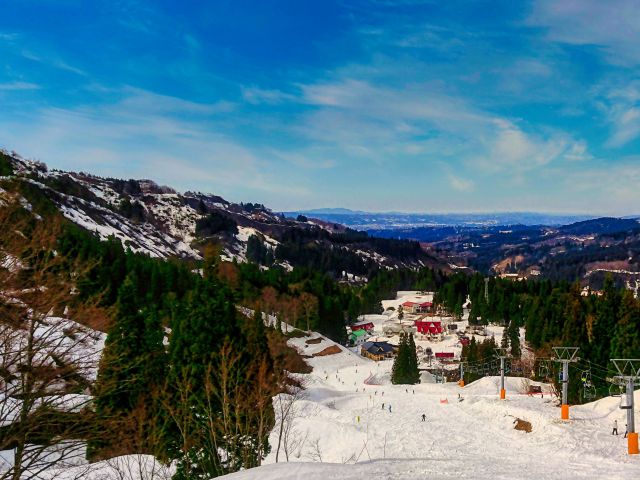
[388,404,392,413]
[381,403,385,410]
[625,424,628,438]
[406,388,408,393]
[421,413,426,422]
[612,419,619,435]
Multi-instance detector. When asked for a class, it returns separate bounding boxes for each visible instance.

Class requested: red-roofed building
[350,322,374,332]
[435,352,455,361]
[401,301,433,314]
[414,320,443,335]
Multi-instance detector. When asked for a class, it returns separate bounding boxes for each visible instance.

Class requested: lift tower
[552,347,579,420]
[611,359,640,455]
[494,348,508,400]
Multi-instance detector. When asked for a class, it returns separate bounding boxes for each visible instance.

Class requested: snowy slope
[220,333,640,480]
[2,150,451,273]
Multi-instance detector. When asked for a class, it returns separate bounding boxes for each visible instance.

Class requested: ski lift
[609,382,624,398]
[538,361,549,379]
[582,385,597,401]
[620,392,632,410]
[581,370,596,401]
[581,370,593,388]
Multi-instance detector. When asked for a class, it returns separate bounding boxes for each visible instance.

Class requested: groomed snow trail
[222,334,640,480]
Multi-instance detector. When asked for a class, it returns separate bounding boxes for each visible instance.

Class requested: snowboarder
[612,420,619,435]
[421,413,426,422]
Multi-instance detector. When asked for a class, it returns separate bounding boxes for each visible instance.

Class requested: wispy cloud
[0,81,40,90]
[528,0,640,66]
[448,174,474,192]
[0,87,309,203]
[19,49,87,76]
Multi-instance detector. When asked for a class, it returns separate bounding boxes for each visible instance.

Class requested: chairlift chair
[582,382,597,402]
[538,362,549,379]
[620,393,632,410]
[609,382,624,398]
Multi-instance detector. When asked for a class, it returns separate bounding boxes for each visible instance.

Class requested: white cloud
[295,78,578,175]
[482,119,568,171]
[596,81,640,147]
[448,174,474,192]
[528,0,640,66]
[0,87,308,203]
[242,86,296,105]
[562,140,591,162]
[0,82,40,90]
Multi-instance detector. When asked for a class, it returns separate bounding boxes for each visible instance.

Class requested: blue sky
[1,0,639,214]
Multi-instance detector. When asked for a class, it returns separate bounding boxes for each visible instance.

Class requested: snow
[219,330,640,480]
[30,454,174,480]
[224,226,280,264]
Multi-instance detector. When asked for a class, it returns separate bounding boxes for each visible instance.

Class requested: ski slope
[222,333,640,480]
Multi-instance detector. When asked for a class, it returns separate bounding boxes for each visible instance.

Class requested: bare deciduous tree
[274,380,307,463]
[0,203,105,479]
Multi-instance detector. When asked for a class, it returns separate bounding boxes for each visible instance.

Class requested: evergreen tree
[591,276,619,367]
[500,321,510,349]
[95,274,147,413]
[391,333,420,384]
[611,291,640,358]
[507,320,521,358]
[407,333,421,384]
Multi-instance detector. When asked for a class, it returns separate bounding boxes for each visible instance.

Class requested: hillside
[0,149,448,279]
[362,219,640,287]
[216,332,640,480]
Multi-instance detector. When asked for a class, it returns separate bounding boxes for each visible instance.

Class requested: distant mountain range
[287,208,640,287]
[285,209,607,229]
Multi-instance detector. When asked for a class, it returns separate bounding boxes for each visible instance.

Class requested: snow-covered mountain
[0,149,448,275]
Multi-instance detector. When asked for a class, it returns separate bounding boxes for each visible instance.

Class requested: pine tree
[92,273,168,456]
[391,333,408,384]
[591,276,619,367]
[95,274,146,414]
[611,291,640,358]
[508,320,521,358]
[407,333,421,384]
[391,333,420,384]
[501,320,510,349]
